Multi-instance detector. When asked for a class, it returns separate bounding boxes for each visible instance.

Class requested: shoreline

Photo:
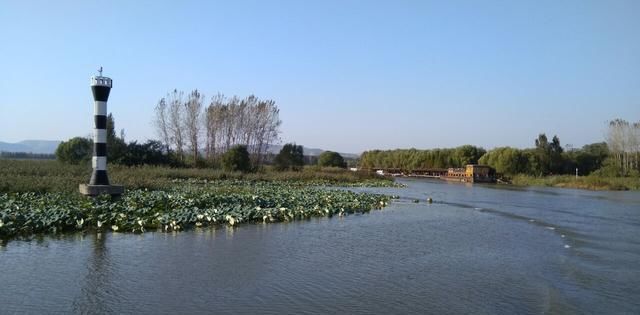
[509,175,640,191]
[389,173,640,191]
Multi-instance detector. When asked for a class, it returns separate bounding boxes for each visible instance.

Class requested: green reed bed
[0,159,398,193]
[511,174,640,191]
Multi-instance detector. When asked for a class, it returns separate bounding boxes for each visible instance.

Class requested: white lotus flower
[225,215,236,226]
[137,219,143,226]
[206,216,212,222]
[111,225,119,231]
[195,222,202,227]
[76,218,84,227]
[197,214,204,220]
[97,221,103,228]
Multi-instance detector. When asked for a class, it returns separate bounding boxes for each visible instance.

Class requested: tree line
[0,151,55,160]
[54,91,349,172]
[360,119,640,177]
[55,114,176,166]
[360,145,487,171]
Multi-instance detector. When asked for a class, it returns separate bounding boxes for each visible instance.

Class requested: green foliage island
[0,159,397,240]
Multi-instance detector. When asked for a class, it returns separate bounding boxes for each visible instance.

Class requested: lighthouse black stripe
[90,170,110,185]
[94,143,107,156]
[91,86,111,102]
[95,115,107,129]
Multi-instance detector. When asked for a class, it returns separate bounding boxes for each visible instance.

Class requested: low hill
[0,140,61,154]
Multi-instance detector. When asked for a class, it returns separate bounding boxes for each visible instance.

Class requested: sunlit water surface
[1,178,639,314]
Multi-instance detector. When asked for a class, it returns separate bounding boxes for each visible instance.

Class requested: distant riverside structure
[370,164,496,183]
[79,67,124,197]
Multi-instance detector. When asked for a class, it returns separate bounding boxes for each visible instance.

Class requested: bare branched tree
[606,119,640,174]
[185,89,204,162]
[203,94,281,167]
[153,97,171,153]
[167,89,185,161]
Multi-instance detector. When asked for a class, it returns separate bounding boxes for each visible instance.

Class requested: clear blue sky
[1,0,638,153]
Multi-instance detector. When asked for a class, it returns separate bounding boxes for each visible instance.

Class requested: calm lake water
[1,178,639,314]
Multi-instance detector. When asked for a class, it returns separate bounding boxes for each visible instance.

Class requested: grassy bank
[510,174,640,191]
[0,159,397,240]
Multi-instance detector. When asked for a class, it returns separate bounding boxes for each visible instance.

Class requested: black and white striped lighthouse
[80,67,124,196]
[90,67,111,185]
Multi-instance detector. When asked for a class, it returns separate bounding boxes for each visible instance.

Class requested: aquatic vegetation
[0,181,390,239]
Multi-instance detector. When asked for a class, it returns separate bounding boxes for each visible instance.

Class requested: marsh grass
[0,160,395,193]
[511,174,640,191]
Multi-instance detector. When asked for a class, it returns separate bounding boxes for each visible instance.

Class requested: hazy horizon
[1,1,638,153]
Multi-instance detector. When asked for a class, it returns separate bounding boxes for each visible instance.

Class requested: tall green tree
[478,147,527,175]
[106,113,127,164]
[221,145,251,172]
[274,143,304,171]
[533,133,550,175]
[121,140,175,166]
[455,145,486,166]
[549,135,564,174]
[318,151,346,168]
[55,137,92,164]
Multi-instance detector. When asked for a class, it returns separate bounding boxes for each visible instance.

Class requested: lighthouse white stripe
[92,156,107,170]
[94,129,107,144]
[94,101,107,116]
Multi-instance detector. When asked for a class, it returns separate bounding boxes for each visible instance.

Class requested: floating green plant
[0,181,391,239]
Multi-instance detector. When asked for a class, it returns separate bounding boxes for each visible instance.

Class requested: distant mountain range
[0,140,61,154]
[0,140,359,158]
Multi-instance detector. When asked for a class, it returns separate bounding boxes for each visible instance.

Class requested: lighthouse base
[79,184,124,197]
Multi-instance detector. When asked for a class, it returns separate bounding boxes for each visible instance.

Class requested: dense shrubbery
[274,143,304,171]
[55,137,92,164]
[318,151,346,168]
[120,140,176,166]
[221,145,251,172]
